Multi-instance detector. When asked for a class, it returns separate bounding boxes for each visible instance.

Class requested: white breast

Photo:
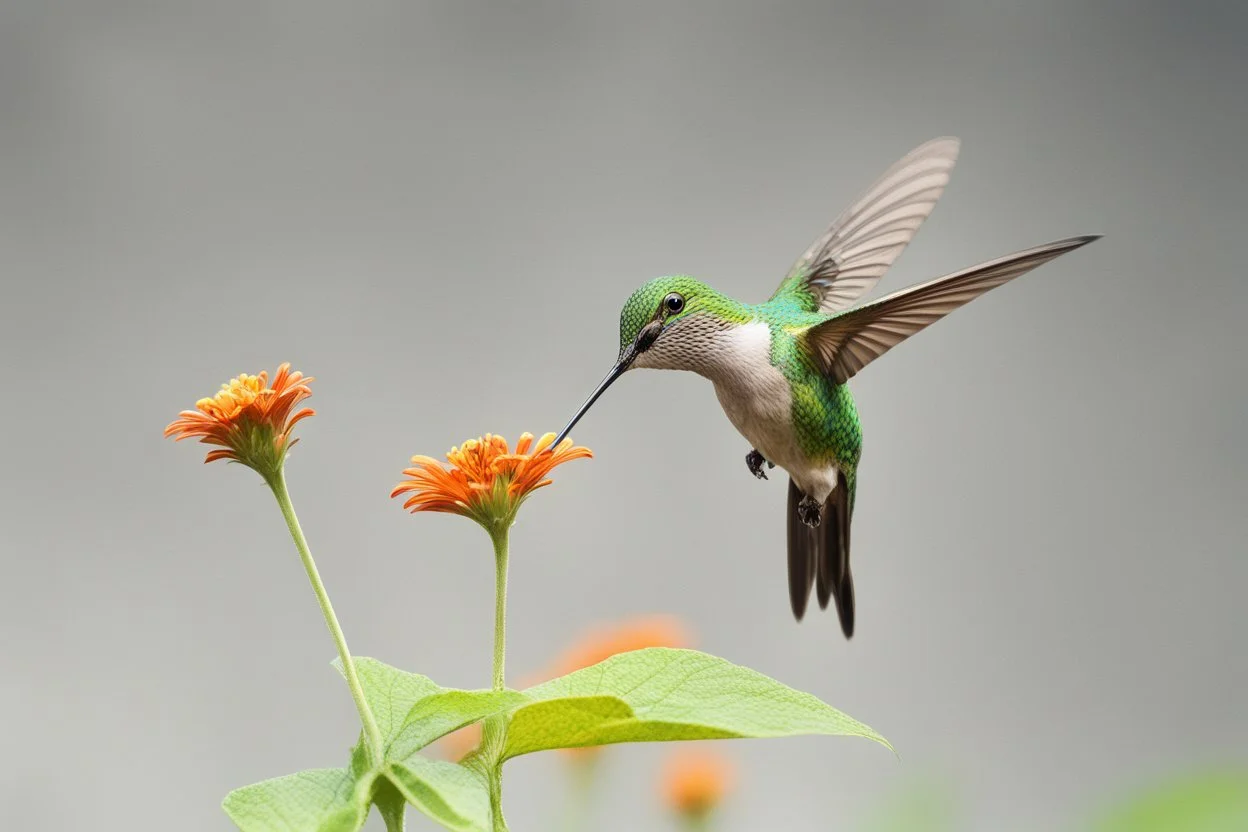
[708,322,839,501]
[635,316,838,500]
[707,323,797,464]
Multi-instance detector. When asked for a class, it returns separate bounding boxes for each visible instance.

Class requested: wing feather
[777,137,961,312]
[806,236,1100,384]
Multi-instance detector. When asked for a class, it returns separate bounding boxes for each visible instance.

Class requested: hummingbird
[552,137,1097,637]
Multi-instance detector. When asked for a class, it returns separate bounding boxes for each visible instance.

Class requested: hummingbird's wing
[774,137,961,313]
[804,235,1099,385]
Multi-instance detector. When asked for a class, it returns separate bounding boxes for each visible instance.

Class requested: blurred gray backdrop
[1,1,1244,830]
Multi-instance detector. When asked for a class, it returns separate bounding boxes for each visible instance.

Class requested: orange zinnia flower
[164,363,314,478]
[391,432,591,530]
[661,748,735,819]
[550,615,691,679]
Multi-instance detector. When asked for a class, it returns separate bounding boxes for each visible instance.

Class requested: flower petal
[392,432,591,525]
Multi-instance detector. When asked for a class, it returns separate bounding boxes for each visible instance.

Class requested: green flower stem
[375,780,406,832]
[482,521,513,831]
[266,468,384,767]
[486,761,507,832]
[490,523,510,691]
[559,756,601,832]
[681,814,713,832]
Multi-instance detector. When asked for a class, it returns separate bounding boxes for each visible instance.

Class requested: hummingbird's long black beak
[552,320,662,446]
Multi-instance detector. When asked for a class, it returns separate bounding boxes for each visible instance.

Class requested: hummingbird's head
[615,275,716,370]
[553,275,736,445]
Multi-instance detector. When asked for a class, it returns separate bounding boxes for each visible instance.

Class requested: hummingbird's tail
[786,478,816,621]
[787,475,856,637]
[816,470,855,637]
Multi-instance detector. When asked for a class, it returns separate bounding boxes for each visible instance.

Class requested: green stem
[267,468,384,767]
[559,756,600,832]
[482,521,512,831]
[382,807,405,832]
[490,523,510,692]
[375,779,406,832]
[486,763,507,832]
[681,814,712,832]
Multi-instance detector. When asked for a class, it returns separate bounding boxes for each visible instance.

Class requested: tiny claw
[746,449,769,480]
[798,495,822,528]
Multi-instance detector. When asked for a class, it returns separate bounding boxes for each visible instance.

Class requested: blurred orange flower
[164,363,314,477]
[549,615,691,679]
[391,432,591,529]
[661,748,734,819]
[439,721,483,763]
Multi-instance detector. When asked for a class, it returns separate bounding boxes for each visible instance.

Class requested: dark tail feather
[786,478,816,620]
[814,501,839,610]
[837,561,855,638]
[814,471,855,638]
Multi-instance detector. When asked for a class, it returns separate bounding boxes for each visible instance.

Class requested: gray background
[1,1,1244,830]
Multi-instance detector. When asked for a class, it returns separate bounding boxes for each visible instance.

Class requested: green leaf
[385,755,492,832]
[328,660,501,830]
[502,647,888,759]
[333,656,441,746]
[222,768,371,832]
[336,657,524,757]
[229,661,501,832]
[1093,770,1248,832]
[389,689,528,759]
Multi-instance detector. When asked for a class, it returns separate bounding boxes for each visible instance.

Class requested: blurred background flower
[547,614,691,684]
[661,747,735,830]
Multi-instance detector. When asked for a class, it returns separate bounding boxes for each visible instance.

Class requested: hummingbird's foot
[745,449,774,480]
[797,495,822,527]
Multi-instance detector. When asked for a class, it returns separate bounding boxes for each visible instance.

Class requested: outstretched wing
[805,235,1100,385]
[774,137,961,313]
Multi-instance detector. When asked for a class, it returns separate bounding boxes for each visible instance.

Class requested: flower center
[196,374,268,419]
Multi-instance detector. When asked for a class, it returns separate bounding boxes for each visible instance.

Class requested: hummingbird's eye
[663,293,685,314]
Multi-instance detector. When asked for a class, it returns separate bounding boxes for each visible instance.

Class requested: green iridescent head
[551,275,750,445]
[616,275,713,357]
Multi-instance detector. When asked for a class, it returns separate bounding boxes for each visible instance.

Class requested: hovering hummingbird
[552,138,1097,637]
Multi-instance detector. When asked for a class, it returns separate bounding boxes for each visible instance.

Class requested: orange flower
[165,363,314,478]
[550,615,691,679]
[391,432,591,530]
[661,748,734,819]
[438,722,482,763]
